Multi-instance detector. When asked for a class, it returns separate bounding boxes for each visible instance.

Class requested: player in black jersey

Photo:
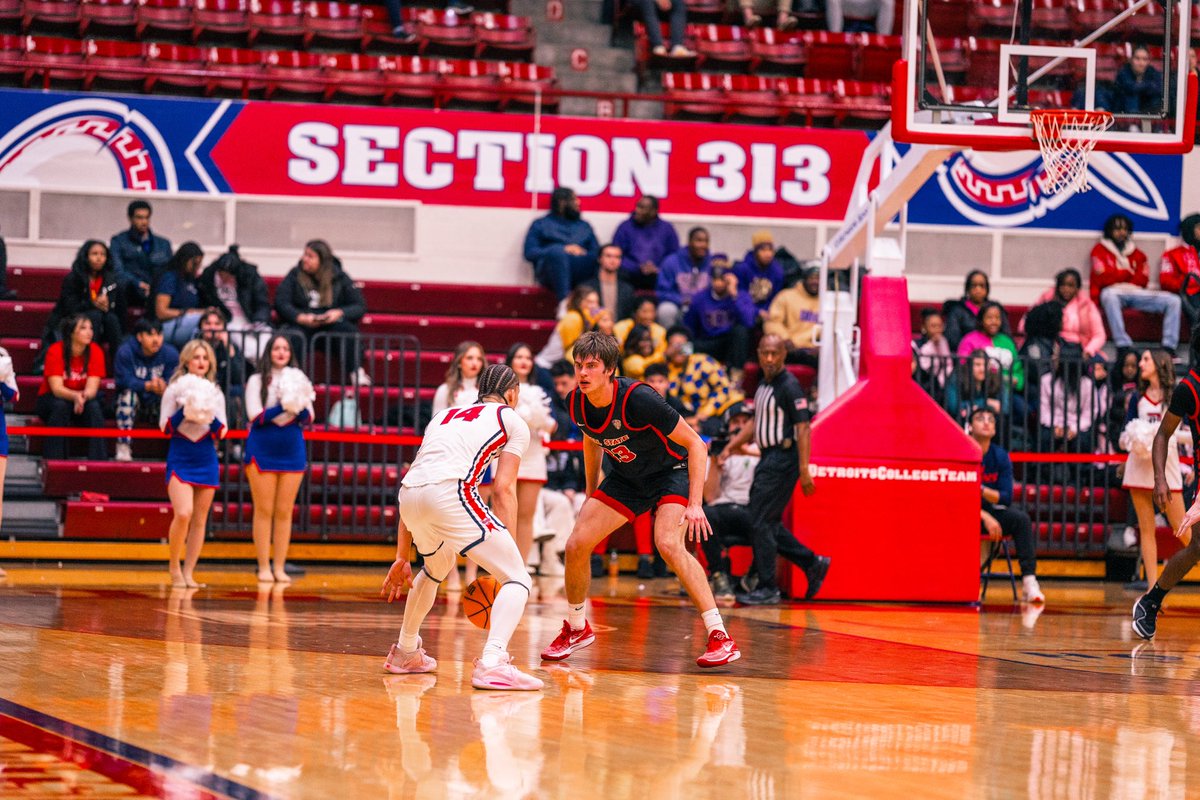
[541,331,741,667]
[1134,327,1200,639]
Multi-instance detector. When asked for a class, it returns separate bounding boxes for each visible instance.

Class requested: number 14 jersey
[568,378,687,480]
[402,402,530,489]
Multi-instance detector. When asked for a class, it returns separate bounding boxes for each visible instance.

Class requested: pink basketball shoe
[471,656,544,691]
[384,640,437,674]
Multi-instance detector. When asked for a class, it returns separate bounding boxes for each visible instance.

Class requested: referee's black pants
[748,447,817,589]
[701,502,754,575]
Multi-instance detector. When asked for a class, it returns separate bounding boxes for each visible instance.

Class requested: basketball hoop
[1029,109,1114,197]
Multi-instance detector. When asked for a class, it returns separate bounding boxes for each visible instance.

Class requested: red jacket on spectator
[1089,240,1149,302]
[1160,244,1200,294]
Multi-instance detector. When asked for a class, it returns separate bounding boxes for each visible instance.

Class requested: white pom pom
[1120,418,1157,459]
[0,352,12,384]
[276,367,315,415]
[177,374,219,426]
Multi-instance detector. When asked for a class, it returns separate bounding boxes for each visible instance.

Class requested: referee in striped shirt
[721,334,830,604]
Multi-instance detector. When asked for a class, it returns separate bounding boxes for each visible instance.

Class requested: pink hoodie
[1021,288,1107,356]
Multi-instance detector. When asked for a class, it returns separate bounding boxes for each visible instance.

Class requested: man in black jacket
[198,245,272,363]
[274,240,368,384]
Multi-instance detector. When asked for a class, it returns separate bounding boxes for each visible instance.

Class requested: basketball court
[0,568,1198,798]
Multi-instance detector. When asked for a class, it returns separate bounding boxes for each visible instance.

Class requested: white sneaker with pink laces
[471,656,544,691]
[384,640,437,674]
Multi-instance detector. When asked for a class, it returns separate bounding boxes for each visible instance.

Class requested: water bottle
[608,550,619,578]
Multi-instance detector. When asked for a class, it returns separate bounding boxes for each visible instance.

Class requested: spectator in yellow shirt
[614,297,667,378]
[764,265,821,367]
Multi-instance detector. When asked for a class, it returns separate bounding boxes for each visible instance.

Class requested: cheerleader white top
[513,381,556,482]
[159,378,227,488]
[1122,391,1182,491]
[245,370,314,473]
[432,377,478,414]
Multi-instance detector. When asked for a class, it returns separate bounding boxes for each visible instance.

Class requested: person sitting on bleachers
[581,244,637,322]
[1159,213,1200,326]
[734,230,785,324]
[523,186,600,302]
[111,200,172,309]
[614,297,667,373]
[684,257,757,385]
[644,361,689,416]
[620,324,665,380]
[635,0,694,57]
[738,0,806,30]
[1091,213,1180,353]
[943,270,1010,351]
[114,318,179,463]
[536,286,599,369]
[197,245,272,364]
[826,0,894,33]
[37,314,107,462]
[657,226,713,328]
[42,239,125,357]
[155,242,206,349]
[274,239,369,385]
[664,326,742,436]
[1024,268,1107,358]
[1114,45,1163,117]
[199,309,251,431]
[764,264,822,367]
[957,301,1024,399]
[612,195,680,289]
[1038,343,1100,474]
[944,349,1009,426]
[915,309,953,397]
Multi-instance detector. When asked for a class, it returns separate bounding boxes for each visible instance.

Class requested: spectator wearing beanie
[734,229,785,321]
[684,256,757,382]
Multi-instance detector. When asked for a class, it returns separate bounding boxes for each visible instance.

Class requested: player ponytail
[476,363,518,403]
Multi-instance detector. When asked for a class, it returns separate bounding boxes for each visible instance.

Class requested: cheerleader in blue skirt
[160,339,227,588]
[0,346,17,580]
[244,334,313,583]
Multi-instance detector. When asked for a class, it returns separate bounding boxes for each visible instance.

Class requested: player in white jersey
[381,364,543,691]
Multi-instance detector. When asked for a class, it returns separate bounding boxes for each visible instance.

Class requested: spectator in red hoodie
[1160,213,1200,326]
[1092,213,1180,353]
[1023,268,1107,357]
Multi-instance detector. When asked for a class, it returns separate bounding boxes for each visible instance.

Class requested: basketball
[463,575,500,629]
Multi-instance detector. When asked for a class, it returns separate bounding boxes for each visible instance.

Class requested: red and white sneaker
[696,630,740,668]
[540,620,595,661]
[384,640,437,674]
[471,656,544,691]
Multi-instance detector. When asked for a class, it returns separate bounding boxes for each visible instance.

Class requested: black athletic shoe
[739,572,759,594]
[590,553,604,578]
[1132,594,1161,640]
[804,556,831,600]
[636,554,654,580]
[736,586,782,606]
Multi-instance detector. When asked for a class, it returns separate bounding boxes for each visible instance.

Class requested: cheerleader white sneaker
[1023,575,1045,605]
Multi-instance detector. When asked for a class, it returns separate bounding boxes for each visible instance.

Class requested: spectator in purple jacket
[612,195,680,291]
[657,226,713,328]
[734,229,785,322]
[684,256,756,381]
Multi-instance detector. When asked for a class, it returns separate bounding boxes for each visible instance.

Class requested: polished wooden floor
[0,567,1199,799]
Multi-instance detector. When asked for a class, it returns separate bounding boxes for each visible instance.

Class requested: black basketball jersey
[1168,368,1200,452]
[567,377,686,479]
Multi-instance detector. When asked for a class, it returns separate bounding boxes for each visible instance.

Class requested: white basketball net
[1029,109,1115,197]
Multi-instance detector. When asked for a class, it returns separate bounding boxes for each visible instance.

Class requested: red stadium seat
[263,49,325,98]
[84,38,145,90]
[803,31,856,79]
[662,71,725,119]
[693,24,753,72]
[303,2,362,49]
[971,0,1017,36]
[323,52,387,102]
[193,0,250,42]
[360,5,420,54]
[498,61,556,109]
[722,74,783,121]
[136,0,193,40]
[926,0,973,38]
[857,33,901,82]
[381,54,442,103]
[437,57,500,107]
[248,0,305,47]
[1068,0,1123,38]
[924,36,968,82]
[0,0,18,30]
[0,33,23,81]
[683,0,725,21]
[966,36,1003,87]
[23,35,86,87]
[411,7,478,56]
[1125,0,1165,41]
[144,42,206,92]
[833,78,892,125]
[1030,0,1072,37]
[205,46,267,95]
[749,27,805,73]
[779,76,837,125]
[23,0,81,33]
[80,0,137,37]
[475,13,535,60]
